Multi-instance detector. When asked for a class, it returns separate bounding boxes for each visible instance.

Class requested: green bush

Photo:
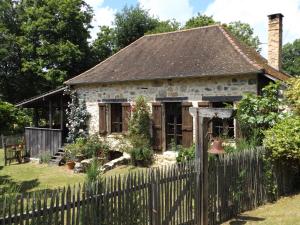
[236,82,282,144]
[86,158,102,184]
[131,146,153,166]
[82,135,110,158]
[0,101,30,135]
[39,152,52,164]
[64,137,86,161]
[176,145,195,162]
[64,135,110,160]
[128,96,153,165]
[264,116,300,163]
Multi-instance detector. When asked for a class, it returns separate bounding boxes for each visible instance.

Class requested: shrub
[284,78,300,115]
[64,137,86,161]
[0,101,30,135]
[86,158,102,184]
[39,152,52,164]
[176,145,195,162]
[66,90,89,143]
[131,146,153,166]
[64,135,110,161]
[128,96,153,165]
[237,82,282,143]
[264,116,300,163]
[82,135,110,158]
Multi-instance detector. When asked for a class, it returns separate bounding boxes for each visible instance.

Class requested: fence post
[2,135,7,166]
[149,169,160,225]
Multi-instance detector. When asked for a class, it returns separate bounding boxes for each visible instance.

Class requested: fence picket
[0,148,298,225]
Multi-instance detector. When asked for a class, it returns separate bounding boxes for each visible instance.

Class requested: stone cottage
[65,13,290,151]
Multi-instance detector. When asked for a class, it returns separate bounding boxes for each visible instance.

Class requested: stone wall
[74,74,258,136]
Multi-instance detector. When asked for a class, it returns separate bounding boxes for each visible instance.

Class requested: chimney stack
[268,13,283,71]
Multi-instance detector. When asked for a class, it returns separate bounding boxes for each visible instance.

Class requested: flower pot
[66,161,75,170]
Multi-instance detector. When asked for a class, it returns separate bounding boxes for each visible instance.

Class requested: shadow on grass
[229,215,265,225]
[0,174,40,194]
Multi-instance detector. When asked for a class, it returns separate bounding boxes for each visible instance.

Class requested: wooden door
[122,103,131,133]
[152,102,163,151]
[182,102,193,147]
[99,103,107,135]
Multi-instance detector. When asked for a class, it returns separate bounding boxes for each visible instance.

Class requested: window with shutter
[152,102,163,151]
[122,103,131,133]
[99,103,107,135]
[111,103,122,133]
[182,102,193,148]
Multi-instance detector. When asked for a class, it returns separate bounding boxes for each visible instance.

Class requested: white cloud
[138,0,194,23]
[205,0,300,56]
[85,0,116,40]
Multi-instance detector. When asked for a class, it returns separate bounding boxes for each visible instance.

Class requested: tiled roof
[65,25,290,85]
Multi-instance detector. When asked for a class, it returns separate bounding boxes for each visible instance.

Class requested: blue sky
[86,0,300,56]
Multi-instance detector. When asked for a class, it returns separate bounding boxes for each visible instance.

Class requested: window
[110,103,122,133]
[211,102,234,138]
[99,102,131,135]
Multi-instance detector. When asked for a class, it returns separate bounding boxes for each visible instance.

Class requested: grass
[0,149,145,194]
[104,165,147,177]
[0,149,85,193]
[222,193,300,225]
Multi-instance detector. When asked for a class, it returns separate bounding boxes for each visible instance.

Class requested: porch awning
[16,87,67,108]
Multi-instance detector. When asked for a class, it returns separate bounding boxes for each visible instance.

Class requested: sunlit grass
[222,193,300,225]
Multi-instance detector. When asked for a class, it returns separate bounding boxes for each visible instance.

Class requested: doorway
[165,102,182,149]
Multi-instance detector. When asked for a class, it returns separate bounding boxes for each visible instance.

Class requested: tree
[114,5,158,49]
[184,14,216,29]
[264,116,300,163]
[184,14,261,52]
[19,0,93,87]
[227,21,261,52]
[147,19,180,34]
[0,0,95,103]
[282,39,300,76]
[0,101,30,135]
[284,77,300,115]
[237,82,282,143]
[91,26,116,63]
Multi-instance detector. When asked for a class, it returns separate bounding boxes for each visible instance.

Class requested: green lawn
[0,149,144,194]
[222,193,300,225]
[0,149,85,193]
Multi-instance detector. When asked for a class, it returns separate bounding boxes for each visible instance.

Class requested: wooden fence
[207,147,296,224]
[0,148,297,225]
[1,134,24,149]
[0,161,201,225]
[25,127,62,157]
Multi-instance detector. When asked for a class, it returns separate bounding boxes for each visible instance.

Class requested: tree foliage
[0,0,93,103]
[282,39,300,76]
[114,5,158,49]
[264,116,300,163]
[227,21,261,52]
[146,20,180,34]
[19,0,93,86]
[0,101,30,135]
[284,77,300,115]
[237,82,282,143]
[184,14,216,29]
[91,26,116,63]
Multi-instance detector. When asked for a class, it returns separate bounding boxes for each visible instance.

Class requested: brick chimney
[268,13,283,71]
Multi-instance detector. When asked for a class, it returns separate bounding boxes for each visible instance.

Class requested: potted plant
[65,151,76,169]
[64,140,84,170]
